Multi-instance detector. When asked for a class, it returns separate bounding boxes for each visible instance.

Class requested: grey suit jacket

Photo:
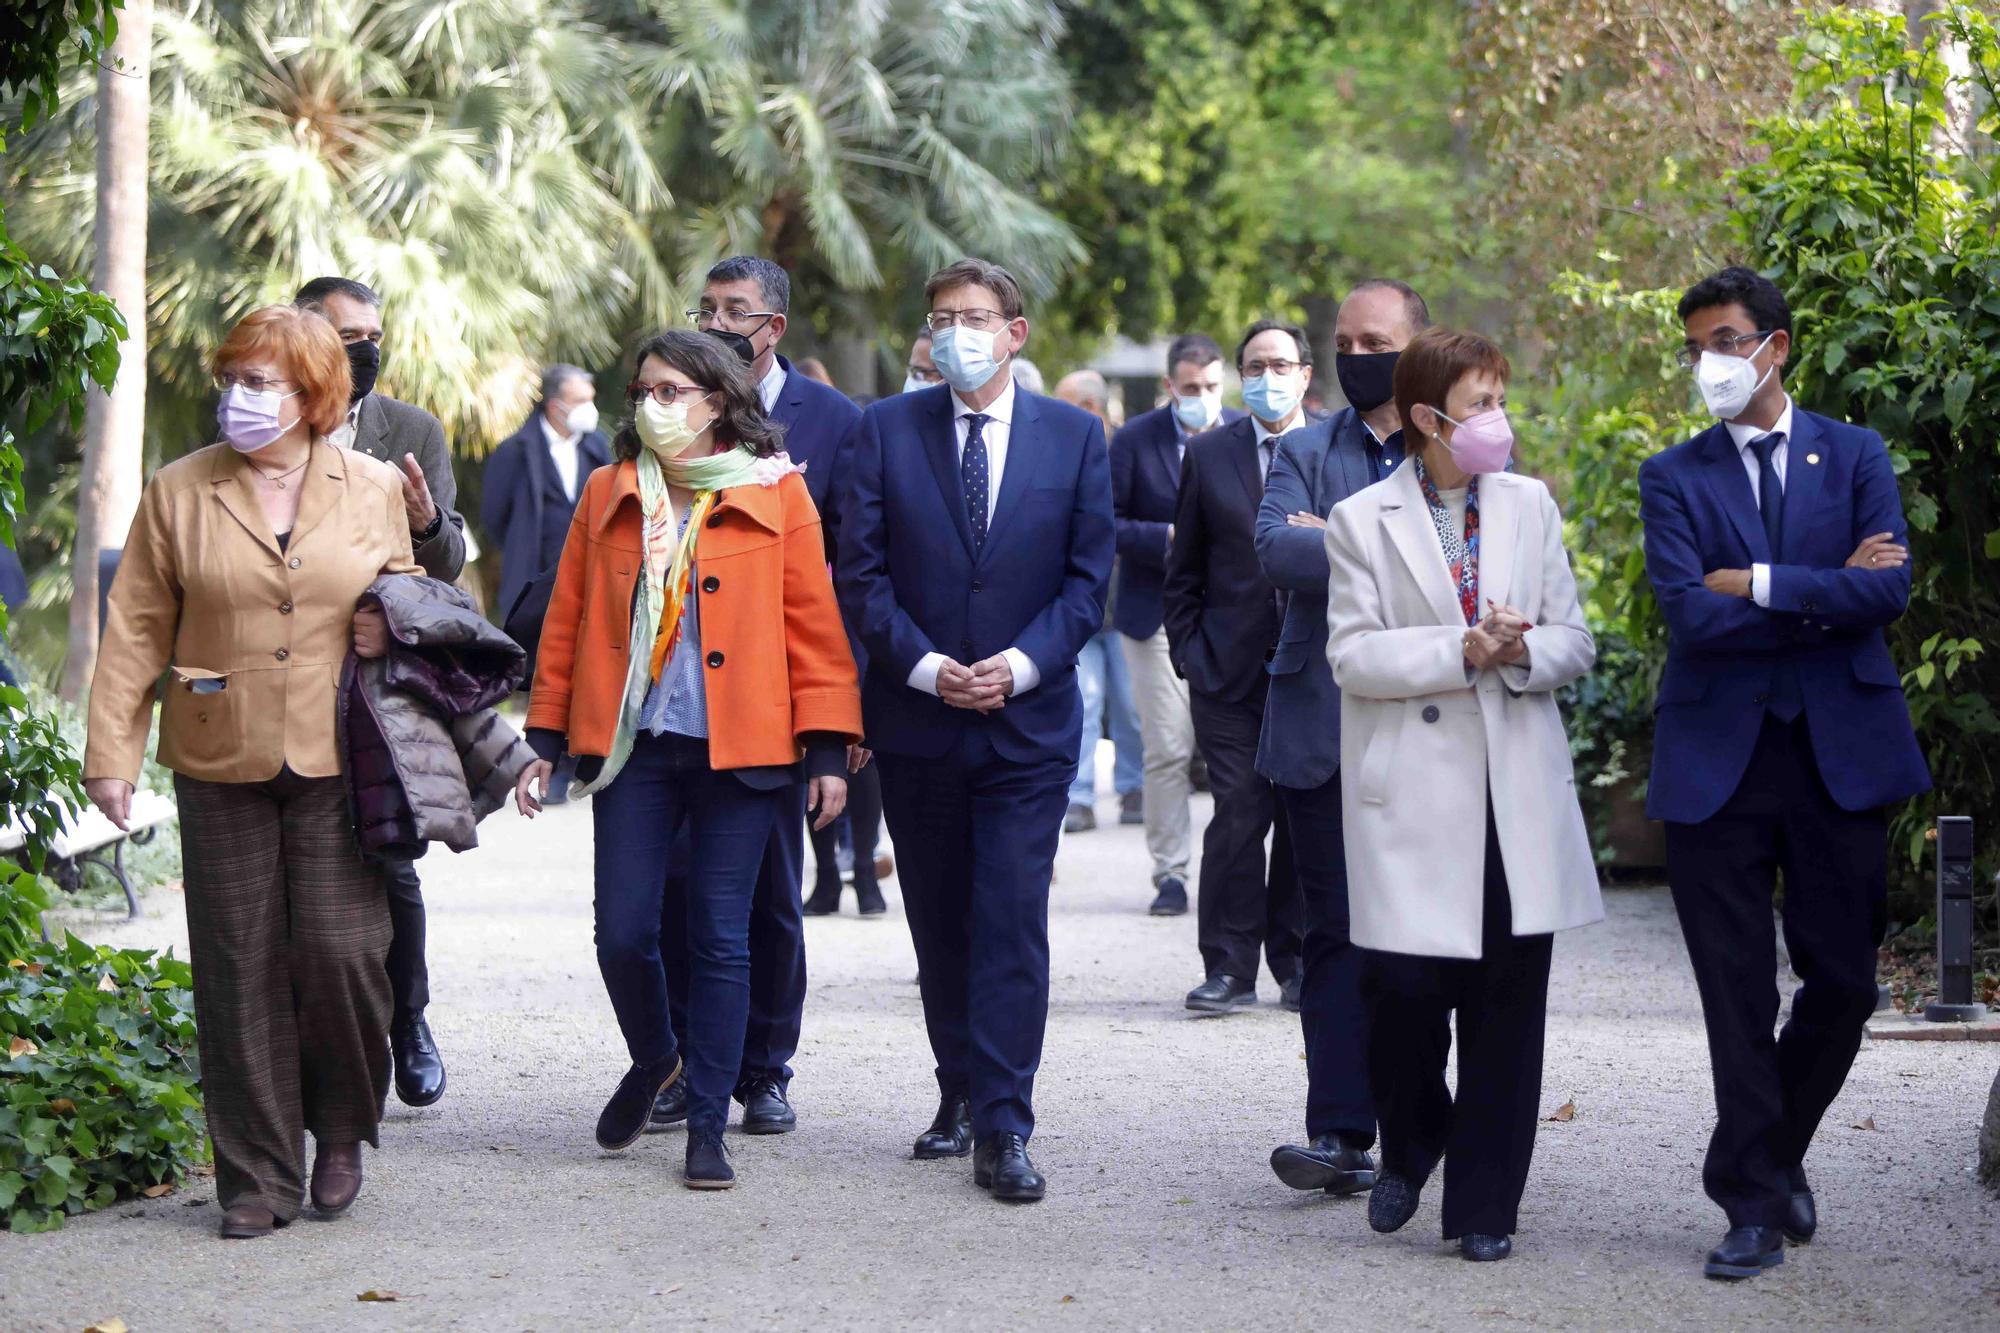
[350,393,467,583]
[1252,408,1392,789]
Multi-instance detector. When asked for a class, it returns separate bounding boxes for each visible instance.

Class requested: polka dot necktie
[962,413,991,553]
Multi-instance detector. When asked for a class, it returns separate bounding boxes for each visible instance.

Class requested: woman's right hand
[85,778,134,832]
[515,760,553,818]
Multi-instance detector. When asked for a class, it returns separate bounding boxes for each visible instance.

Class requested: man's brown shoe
[310,1141,364,1215]
[219,1204,281,1239]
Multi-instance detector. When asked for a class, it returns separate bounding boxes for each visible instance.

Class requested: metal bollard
[1924,816,1987,1022]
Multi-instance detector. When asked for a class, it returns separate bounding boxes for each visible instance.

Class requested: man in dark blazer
[837,258,1113,1203]
[1254,280,1427,1197]
[1162,319,1310,1015]
[651,256,868,1138]
[1642,266,1930,1280]
[481,364,612,631]
[1110,333,1244,915]
[296,275,467,1110]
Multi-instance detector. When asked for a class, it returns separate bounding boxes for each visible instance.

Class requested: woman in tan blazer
[84,306,420,1239]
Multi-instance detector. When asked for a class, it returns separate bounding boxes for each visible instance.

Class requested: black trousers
[1278,774,1374,1146]
[1363,812,1553,1239]
[1666,716,1887,1229]
[379,856,428,1024]
[810,758,883,896]
[664,781,810,1090]
[1189,683,1302,986]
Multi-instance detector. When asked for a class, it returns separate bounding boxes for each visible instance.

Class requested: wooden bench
[0,790,176,921]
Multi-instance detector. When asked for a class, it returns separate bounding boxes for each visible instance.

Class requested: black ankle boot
[803,879,842,916]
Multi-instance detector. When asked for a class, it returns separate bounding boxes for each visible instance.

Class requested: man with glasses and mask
[835,258,1113,1204]
[904,324,942,392]
[646,256,866,1139]
[1641,266,1928,1281]
[1162,320,1308,1018]
[295,275,465,1111]
[482,364,612,641]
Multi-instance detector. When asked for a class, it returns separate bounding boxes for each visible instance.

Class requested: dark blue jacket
[1253,409,1394,789]
[767,354,862,548]
[1109,403,1245,640]
[835,384,1114,764]
[481,412,611,619]
[1640,409,1930,823]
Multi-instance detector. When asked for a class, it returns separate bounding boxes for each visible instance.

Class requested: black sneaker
[685,1128,735,1190]
[647,1077,689,1131]
[1148,875,1188,916]
[596,1056,682,1151]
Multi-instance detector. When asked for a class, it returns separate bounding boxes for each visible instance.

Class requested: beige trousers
[1120,628,1193,884]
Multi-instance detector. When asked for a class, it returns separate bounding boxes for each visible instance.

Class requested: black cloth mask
[705,328,758,365]
[346,338,382,404]
[1334,350,1399,413]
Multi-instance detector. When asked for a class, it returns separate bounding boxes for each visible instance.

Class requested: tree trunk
[62,0,152,703]
[1982,1063,2000,1190]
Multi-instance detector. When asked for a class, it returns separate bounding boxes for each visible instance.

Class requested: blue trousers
[591,731,781,1134]
[1070,627,1143,805]
[1278,774,1374,1145]
[879,726,1070,1142]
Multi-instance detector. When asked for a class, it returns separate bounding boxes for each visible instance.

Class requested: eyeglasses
[213,372,294,393]
[925,308,1009,333]
[1241,359,1302,379]
[905,366,944,384]
[625,381,713,407]
[689,308,778,332]
[1675,331,1771,368]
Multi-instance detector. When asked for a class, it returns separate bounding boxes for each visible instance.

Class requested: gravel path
[4,776,1997,1331]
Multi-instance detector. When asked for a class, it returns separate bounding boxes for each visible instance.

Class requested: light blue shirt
[640,509,708,738]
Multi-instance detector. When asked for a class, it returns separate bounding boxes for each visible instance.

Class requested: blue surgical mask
[1173,391,1221,432]
[930,325,1006,394]
[1242,372,1302,425]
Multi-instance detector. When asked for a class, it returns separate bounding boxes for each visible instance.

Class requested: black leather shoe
[596,1055,682,1151]
[1270,1135,1376,1196]
[1120,790,1144,825]
[737,1075,797,1135]
[1368,1173,1421,1233]
[1279,974,1303,1013]
[1148,876,1188,917]
[855,879,887,915]
[1782,1165,1816,1243]
[391,1015,446,1107]
[648,1078,689,1131]
[803,881,842,916]
[973,1133,1046,1202]
[913,1095,973,1159]
[1185,973,1256,1013]
[1704,1225,1785,1280]
[685,1128,735,1190]
[1461,1233,1513,1262]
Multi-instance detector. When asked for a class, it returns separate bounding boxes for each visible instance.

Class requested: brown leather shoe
[219,1204,280,1239]
[310,1141,364,1215]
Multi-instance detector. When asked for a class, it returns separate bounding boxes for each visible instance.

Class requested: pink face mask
[1432,407,1513,474]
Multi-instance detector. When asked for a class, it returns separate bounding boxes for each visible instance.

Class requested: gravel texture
[4,777,1998,1331]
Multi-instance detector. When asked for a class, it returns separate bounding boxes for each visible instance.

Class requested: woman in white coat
[1322,327,1602,1262]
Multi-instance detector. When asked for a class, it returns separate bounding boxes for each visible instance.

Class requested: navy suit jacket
[1110,403,1246,640]
[1253,409,1393,789]
[835,384,1115,764]
[481,413,612,618]
[1640,408,1930,823]
[768,354,862,550]
[1162,416,1288,703]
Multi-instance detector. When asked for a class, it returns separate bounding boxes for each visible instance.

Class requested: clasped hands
[1703,532,1908,600]
[937,654,1014,713]
[1463,599,1531,672]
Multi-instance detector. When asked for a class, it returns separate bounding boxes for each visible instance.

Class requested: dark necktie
[962,413,991,553]
[1259,438,1274,489]
[1749,432,1785,556]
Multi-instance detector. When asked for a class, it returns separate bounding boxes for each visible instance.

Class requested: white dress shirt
[539,414,582,501]
[328,400,362,451]
[906,376,1041,698]
[1250,414,1288,481]
[758,358,786,415]
[1724,395,1794,608]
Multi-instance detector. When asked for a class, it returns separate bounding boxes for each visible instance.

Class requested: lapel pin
[1806,453,1820,465]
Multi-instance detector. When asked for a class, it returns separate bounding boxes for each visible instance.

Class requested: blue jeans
[591,731,781,1135]
[1070,627,1143,805]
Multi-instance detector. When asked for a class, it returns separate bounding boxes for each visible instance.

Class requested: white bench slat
[1,790,176,859]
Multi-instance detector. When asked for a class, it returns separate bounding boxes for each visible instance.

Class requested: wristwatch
[414,509,444,545]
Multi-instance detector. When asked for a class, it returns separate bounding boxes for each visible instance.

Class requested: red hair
[213,306,352,436]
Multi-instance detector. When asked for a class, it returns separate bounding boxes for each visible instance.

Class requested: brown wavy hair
[611,330,786,462]
[213,306,353,437]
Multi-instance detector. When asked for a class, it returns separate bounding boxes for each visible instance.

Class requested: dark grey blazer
[350,392,467,583]
[1252,408,1397,789]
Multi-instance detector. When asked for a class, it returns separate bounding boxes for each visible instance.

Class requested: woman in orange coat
[516,330,862,1189]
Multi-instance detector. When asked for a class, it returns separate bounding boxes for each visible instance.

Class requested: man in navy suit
[1163,320,1311,1016]
[1641,266,1930,1280]
[1254,280,1426,1197]
[1111,333,1244,915]
[837,258,1114,1203]
[651,256,866,1138]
